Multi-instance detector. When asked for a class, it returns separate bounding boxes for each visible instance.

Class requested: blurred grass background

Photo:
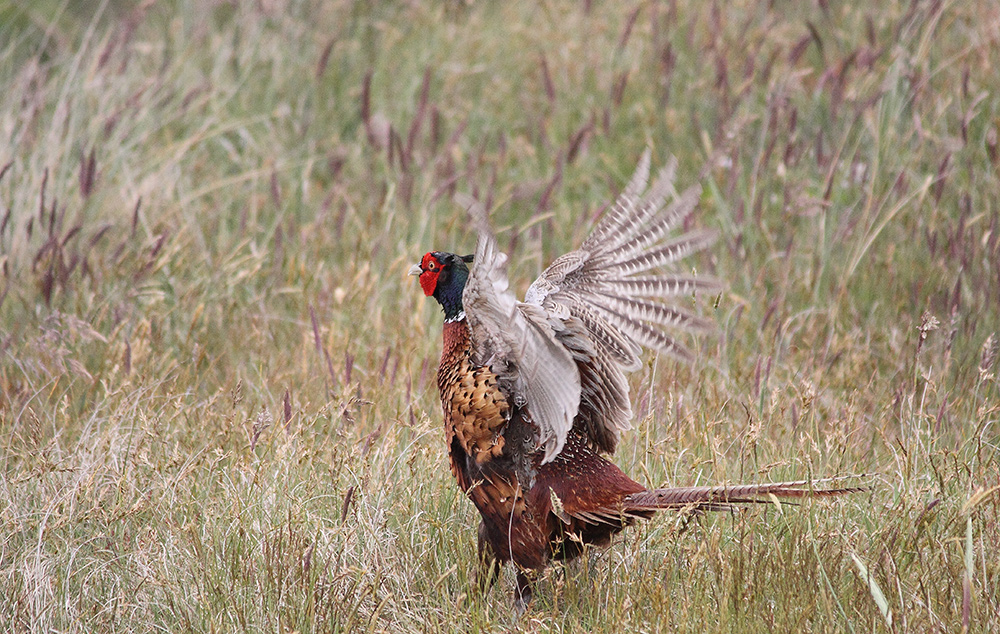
[1,0,998,631]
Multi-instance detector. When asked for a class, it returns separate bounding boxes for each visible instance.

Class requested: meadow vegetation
[1,0,998,631]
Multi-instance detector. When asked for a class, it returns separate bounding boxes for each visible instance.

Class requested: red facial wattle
[419,253,442,296]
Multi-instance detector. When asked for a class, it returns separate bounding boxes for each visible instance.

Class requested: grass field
[2,1,999,631]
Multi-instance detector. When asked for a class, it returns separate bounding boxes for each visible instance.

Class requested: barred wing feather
[462,150,720,463]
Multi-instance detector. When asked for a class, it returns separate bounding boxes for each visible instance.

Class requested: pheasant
[410,151,860,609]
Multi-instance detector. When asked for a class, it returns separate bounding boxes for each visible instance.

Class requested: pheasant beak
[407,263,423,276]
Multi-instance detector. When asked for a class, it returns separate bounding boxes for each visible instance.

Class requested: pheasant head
[409,252,474,321]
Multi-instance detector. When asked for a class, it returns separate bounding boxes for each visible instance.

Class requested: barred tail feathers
[623,477,867,513]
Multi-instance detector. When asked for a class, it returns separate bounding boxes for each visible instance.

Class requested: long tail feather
[623,476,867,513]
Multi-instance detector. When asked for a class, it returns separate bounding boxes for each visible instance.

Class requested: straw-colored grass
[2,1,998,631]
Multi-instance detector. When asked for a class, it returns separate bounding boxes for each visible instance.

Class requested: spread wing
[462,150,720,463]
[460,195,582,463]
[524,150,721,455]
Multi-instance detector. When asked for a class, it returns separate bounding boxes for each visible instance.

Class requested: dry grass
[1,0,998,632]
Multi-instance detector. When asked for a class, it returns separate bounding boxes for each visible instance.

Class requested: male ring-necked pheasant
[410,151,859,609]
